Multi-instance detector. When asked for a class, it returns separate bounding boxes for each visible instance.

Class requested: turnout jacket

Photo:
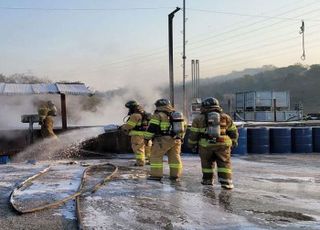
[144,105,175,140]
[121,113,147,136]
[188,110,238,148]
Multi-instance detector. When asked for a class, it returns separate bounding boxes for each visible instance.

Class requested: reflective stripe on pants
[199,145,233,185]
[131,135,146,165]
[150,136,183,178]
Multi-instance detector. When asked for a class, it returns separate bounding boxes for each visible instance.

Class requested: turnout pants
[150,136,183,178]
[199,145,233,187]
[131,135,146,166]
[145,140,152,161]
[41,116,57,139]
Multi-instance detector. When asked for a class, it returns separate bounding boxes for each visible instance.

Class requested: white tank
[171,112,185,136]
[207,112,220,138]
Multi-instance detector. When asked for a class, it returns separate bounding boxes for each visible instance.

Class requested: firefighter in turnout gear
[121,100,151,166]
[38,100,58,139]
[188,97,238,189]
[144,99,186,181]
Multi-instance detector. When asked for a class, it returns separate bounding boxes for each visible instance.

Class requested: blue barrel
[270,128,291,153]
[232,127,247,155]
[248,128,270,154]
[0,155,9,164]
[292,127,313,153]
[312,127,320,152]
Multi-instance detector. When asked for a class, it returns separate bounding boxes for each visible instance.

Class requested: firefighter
[188,97,238,189]
[121,100,151,166]
[144,99,186,181]
[38,100,58,139]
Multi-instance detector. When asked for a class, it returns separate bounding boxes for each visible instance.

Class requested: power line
[187,8,320,22]
[0,6,174,11]
[101,6,320,70]
[9,1,316,77]
[201,37,320,76]
[186,4,320,47]
[72,1,320,70]
[100,1,320,68]
[189,20,319,60]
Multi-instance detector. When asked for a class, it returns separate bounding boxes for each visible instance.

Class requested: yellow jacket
[121,113,147,136]
[188,111,238,148]
[145,105,186,140]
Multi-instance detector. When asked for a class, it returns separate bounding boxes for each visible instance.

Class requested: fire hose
[9,163,118,216]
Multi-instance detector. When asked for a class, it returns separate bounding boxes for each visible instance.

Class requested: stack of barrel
[231,126,320,155]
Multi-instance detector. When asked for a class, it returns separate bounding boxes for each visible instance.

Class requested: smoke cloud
[0,85,165,131]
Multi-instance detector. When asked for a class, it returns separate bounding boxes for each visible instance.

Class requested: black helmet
[201,97,220,108]
[155,98,171,107]
[125,100,139,109]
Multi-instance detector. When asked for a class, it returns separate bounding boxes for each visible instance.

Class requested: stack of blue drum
[231,126,320,155]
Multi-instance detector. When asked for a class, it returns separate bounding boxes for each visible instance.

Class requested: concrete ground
[0,154,320,229]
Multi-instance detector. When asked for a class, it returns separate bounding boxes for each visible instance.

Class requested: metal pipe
[182,0,187,120]
[191,60,194,98]
[196,60,199,98]
[61,93,67,130]
[168,7,181,106]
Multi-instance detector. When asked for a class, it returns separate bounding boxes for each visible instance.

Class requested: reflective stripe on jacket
[188,112,238,148]
[145,105,174,140]
[121,113,146,136]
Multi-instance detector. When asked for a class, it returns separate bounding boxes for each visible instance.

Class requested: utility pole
[182,0,187,118]
[168,7,181,106]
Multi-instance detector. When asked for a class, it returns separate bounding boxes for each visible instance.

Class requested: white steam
[0,85,164,130]
[13,127,104,162]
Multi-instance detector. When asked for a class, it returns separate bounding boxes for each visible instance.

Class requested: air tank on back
[270,128,291,153]
[248,127,270,154]
[292,127,313,153]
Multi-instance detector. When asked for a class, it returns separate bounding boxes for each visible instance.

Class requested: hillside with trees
[191,64,320,113]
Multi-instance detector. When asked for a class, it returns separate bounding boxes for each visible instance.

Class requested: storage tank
[248,127,270,154]
[292,127,313,153]
[312,127,320,152]
[270,128,291,153]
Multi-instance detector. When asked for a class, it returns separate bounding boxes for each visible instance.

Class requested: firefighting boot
[169,176,181,182]
[221,184,234,190]
[147,176,162,181]
[134,159,145,167]
[201,179,213,185]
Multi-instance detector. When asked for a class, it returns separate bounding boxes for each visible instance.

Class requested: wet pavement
[0,154,320,229]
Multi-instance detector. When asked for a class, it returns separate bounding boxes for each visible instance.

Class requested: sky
[0,0,319,91]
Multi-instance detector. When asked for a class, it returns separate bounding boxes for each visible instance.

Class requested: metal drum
[270,128,291,153]
[292,127,313,153]
[312,127,320,152]
[232,127,247,155]
[248,127,270,154]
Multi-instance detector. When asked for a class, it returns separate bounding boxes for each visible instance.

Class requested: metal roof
[0,83,91,95]
[32,83,58,94]
[56,83,91,95]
